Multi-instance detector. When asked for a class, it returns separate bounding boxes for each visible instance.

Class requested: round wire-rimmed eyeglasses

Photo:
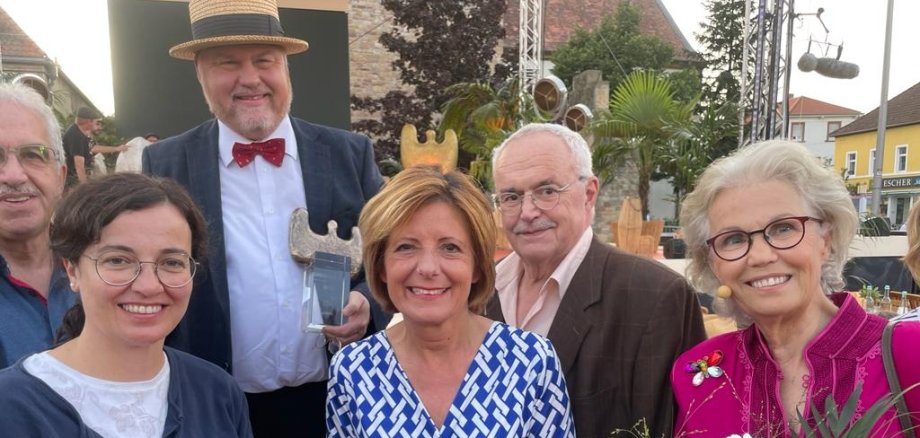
[492,177,587,215]
[83,252,198,288]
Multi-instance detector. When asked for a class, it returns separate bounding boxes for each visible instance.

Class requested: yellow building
[834,81,920,229]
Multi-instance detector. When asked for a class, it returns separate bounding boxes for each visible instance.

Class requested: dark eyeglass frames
[706,216,823,262]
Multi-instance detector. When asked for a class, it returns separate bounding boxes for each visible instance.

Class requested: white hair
[680,140,858,318]
[0,82,64,165]
[491,123,594,180]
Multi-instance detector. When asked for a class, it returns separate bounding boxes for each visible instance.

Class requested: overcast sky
[660,0,920,114]
[2,0,917,115]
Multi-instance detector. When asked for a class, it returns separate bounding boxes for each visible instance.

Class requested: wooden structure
[610,197,663,258]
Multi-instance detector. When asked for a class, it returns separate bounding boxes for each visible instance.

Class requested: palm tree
[439,78,546,189]
[590,70,695,216]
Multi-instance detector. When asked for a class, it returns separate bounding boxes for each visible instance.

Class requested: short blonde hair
[359,166,497,314]
[905,202,920,282]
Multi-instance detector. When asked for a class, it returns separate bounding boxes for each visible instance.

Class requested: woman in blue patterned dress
[326,166,575,437]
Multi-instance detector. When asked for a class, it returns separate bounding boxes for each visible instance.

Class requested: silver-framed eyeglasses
[493,177,585,214]
[706,216,823,262]
[0,144,58,169]
[84,251,198,288]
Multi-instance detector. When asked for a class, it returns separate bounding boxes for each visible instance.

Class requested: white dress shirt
[218,117,327,393]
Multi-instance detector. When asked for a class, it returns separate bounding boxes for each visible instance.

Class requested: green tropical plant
[798,382,919,437]
[861,215,892,237]
[617,383,917,438]
[438,78,547,190]
[590,70,695,216]
[659,102,739,217]
[439,79,534,158]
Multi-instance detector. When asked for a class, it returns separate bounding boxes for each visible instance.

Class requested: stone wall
[346,0,406,125]
[591,158,639,243]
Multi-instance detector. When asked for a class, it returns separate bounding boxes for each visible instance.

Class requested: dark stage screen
[108,0,351,139]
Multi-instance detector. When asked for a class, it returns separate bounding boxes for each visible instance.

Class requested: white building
[787,95,861,165]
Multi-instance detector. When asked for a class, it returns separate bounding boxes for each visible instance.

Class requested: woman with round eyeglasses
[670,140,920,437]
[0,173,252,437]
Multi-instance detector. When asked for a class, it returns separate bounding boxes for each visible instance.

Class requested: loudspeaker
[533,75,568,115]
[563,104,593,132]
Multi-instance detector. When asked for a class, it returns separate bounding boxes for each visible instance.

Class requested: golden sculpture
[400,124,458,173]
[289,208,362,277]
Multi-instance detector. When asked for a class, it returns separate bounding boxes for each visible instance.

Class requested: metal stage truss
[740,0,795,145]
[519,0,544,93]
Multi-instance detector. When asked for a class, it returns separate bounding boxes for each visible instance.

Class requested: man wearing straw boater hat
[142,0,385,435]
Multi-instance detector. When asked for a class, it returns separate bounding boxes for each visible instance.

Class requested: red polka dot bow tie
[232,138,285,167]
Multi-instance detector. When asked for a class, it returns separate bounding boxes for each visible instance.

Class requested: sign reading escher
[882,176,920,189]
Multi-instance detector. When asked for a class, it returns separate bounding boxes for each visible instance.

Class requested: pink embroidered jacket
[671,293,920,437]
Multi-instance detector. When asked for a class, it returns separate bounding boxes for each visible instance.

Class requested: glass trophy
[301,252,351,332]
[289,207,363,333]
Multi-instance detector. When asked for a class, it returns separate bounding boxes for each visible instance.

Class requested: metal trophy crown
[399,124,458,173]
[288,208,362,277]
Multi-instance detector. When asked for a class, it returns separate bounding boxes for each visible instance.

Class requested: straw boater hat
[169,0,309,61]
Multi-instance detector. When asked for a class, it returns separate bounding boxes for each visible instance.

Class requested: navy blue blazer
[142,117,385,372]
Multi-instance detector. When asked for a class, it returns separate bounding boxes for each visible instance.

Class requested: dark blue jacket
[142,118,386,372]
[0,347,252,437]
[0,256,76,368]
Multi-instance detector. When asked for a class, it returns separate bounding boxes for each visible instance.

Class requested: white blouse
[24,351,170,438]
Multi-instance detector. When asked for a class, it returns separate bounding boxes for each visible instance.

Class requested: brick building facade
[346,0,694,242]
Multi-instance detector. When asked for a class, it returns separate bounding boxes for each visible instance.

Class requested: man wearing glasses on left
[0,82,76,368]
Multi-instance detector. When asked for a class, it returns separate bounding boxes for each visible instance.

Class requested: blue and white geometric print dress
[326,321,575,437]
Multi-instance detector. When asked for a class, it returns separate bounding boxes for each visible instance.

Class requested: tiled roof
[505,0,698,61]
[788,95,860,117]
[0,6,45,58]
[0,6,102,117]
[833,80,920,137]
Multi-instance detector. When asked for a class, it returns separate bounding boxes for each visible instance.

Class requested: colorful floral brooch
[685,350,724,386]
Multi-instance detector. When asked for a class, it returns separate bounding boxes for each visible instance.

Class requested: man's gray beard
[206,96,292,139]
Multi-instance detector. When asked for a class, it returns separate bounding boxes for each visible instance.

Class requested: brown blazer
[486,237,706,438]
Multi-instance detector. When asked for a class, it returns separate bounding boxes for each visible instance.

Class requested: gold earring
[717,285,732,299]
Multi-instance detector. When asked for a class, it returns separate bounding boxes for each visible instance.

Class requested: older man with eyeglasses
[0,82,77,368]
[486,123,706,438]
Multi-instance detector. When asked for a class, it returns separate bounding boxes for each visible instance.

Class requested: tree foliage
[439,78,547,158]
[438,78,549,190]
[659,102,738,216]
[351,0,513,161]
[590,71,695,216]
[549,2,673,91]
[697,0,745,104]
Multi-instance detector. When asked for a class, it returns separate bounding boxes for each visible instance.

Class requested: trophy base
[305,324,327,333]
